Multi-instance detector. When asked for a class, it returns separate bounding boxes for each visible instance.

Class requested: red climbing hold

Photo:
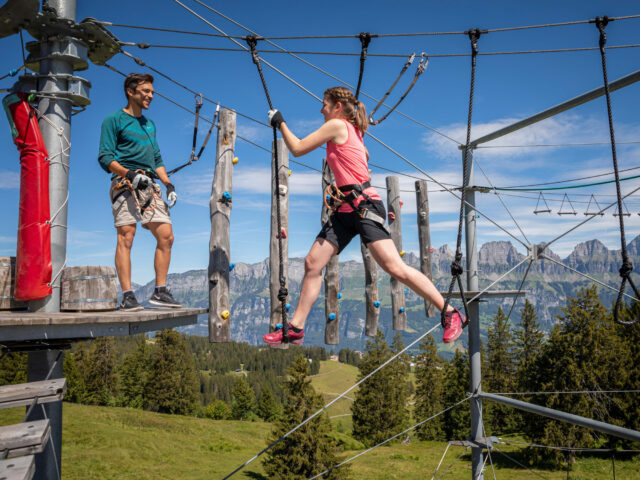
[277,227,287,239]
[430,246,434,253]
[399,201,404,207]
[388,212,396,221]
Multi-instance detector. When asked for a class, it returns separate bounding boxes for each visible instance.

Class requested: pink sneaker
[263,323,305,346]
[442,308,465,343]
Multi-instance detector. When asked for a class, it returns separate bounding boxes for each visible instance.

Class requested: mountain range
[133,236,640,352]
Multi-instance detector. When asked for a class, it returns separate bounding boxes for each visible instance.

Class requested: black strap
[594,17,640,325]
[369,53,428,126]
[441,29,481,329]
[338,181,371,194]
[245,35,289,341]
[354,32,372,102]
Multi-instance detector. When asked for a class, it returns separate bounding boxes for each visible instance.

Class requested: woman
[264,86,464,346]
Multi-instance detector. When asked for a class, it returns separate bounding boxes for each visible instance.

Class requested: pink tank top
[326,119,381,213]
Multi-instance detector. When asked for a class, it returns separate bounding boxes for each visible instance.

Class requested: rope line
[221,322,442,479]
[493,389,640,396]
[477,140,640,149]
[594,17,640,325]
[442,29,481,330]
[354,32,372,101]
[105,14,640,39]
[487,173,640,192]
[493,165,640,189]
[307,397,470,480]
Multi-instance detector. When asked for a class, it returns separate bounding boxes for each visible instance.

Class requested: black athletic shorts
[317,200,391,253]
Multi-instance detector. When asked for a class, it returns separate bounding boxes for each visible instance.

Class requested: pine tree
[414,335,445,440]
[262,355,350,479]
[82,337,117,406]
[0,352,26,385]
[257,386,282,422]
[613,302,640,440]
[485,307,517,433]
[231,375,256,420]
[62,351,86,403]
[525,286,621,466]
[351,331,409,446]
[442,350,470,440]
[390,334,411,432]
[118,336,151,408]
[205,399,232,420]
[144,329,199,415]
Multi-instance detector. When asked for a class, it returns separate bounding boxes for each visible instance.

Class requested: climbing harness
[354,32,373,102]
[244,35,290,342]
[594,16,640,325]
[441,29,483,331]
[167,95,220,175]
[369,53,429,126]
[323,182,390,234]
[557,193,577,215]
[533,192,552,214]
[111,169,162,215]
[584,194,604,216]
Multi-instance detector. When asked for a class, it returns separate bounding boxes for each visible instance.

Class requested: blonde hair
[323,86,368,134]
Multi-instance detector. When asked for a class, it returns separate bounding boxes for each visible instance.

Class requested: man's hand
[268,109,284,129]
[166,183,177,208]
[125,170,151,190]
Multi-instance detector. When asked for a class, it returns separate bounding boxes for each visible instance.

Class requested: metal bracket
[15,73,91,107]
[25,37,89,72]
[449,436,500,449]
[528,243,544,262]
[0,0,39,39]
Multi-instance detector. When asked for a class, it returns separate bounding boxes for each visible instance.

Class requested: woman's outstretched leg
[263,238,337,345]
[367,238,465,343]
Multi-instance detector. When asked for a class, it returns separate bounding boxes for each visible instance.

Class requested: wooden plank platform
[0,455,35,480]
[0,308,206,342]
[0,420,50,458]
[0,379,66,410]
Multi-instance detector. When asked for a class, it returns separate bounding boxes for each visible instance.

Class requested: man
[98,73,181,311]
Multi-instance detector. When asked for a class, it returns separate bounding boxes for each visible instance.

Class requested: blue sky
[1,0,639,284]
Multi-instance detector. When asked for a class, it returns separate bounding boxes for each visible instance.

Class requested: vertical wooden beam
[269,139,290,333]
[416,180,436,317]
[208,109,236,342]
[361,240,379,336]
[321,160,340,345]
[386,176,406,330]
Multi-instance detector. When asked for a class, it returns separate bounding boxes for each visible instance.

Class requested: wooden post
[361,240,379,336]
[416,180,436,317]
[208,109,236,342]
[269,139,290,335]
[321,160,340,345]
[386,176,406,330]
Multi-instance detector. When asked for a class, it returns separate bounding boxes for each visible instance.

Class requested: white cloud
[237,123,268,142]
[0,171,19,189]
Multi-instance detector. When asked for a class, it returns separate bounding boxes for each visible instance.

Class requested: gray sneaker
[120,291,144,312]
[149,288,182,308]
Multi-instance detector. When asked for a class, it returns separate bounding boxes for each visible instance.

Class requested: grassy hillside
[1,360,638,479]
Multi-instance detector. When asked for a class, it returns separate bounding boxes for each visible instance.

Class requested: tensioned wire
[105,13,640,40]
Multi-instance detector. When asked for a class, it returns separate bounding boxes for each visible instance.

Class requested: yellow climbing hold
[288,169,292,176]
[399,250,406,257]
[221,310,230,319]
[233,157,239,165]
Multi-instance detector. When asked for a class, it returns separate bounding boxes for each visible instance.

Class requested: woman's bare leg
[290,238,338,329]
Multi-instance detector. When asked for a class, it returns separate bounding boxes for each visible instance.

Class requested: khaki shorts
[110,178,171,229]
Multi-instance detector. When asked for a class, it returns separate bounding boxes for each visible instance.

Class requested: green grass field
[1,360,638,479]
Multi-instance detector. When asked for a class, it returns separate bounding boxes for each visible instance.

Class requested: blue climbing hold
[328,313,336,321]
[377,281,380,286]
[276,323,283,329]
[374,301,380,308]
[229,263,235,271]
[285,303,291,311]
[404,288,408,295]
[222,191,232,200]
[9,68,18,77]
[337,292,342,299]
[326,194,331,201]
[400,307,405,313]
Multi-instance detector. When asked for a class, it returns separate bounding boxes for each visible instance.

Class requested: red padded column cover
[2,93,52,300]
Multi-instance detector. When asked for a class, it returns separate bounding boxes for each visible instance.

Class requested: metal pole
[26,350,64,480]
[27,2,77,479]
[463,149,484,479]
[481,392,640,443]
[470,69,640,147]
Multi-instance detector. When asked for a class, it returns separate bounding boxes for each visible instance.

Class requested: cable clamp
[244,35,261,66]
[595,16,609,47]
[467,28,482,55]
[359,32,372,51]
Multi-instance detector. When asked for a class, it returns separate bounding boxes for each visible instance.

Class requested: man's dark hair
[124,73,154,100]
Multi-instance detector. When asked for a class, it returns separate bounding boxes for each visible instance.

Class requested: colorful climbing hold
[285,303,291,311]
[374,301,380,308]
[337,292,342,299]
[221,310,230,319]
[404,288,408,294]
[399,200,404,207]
[400,307,405,313]
[222,191,232,201]
[399,250,406,257]
[388,212,396,221]
[233,157,239,165]
[430,246,435,252]
[277,227,287,239]
[276,323,283,329]
[288,169,292,176]
[229,263,235,271]
[328,313,336,321]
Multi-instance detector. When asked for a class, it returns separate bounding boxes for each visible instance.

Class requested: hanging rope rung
[533,192,552,214]
[557,193,577,215]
